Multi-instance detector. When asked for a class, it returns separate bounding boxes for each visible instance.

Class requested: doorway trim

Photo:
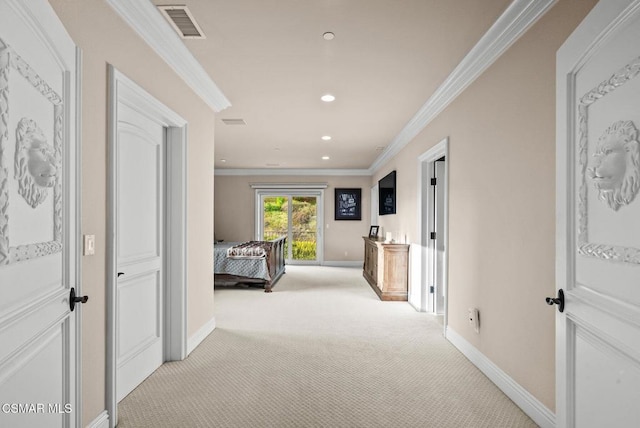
[106,66,188,427]
[416,138,449,324]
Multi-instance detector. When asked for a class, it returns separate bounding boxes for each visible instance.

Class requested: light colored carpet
[117,266,537,428]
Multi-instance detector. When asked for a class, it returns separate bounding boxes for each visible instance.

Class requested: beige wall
[49,0,216,424]
[214,175,371,262]
[372,0,596,411]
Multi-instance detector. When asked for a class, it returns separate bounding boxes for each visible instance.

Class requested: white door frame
[416,138,449,326]
[106,66,187,427]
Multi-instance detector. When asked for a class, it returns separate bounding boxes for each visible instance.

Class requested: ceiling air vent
[157,5,206,39]
[221,119,246,125]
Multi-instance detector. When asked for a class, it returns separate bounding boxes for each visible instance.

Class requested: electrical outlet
[468,308,480,333]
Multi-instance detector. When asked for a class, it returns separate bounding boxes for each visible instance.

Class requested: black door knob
[69,287,89,312]
[545,289,564,313]
[118,272,125,277]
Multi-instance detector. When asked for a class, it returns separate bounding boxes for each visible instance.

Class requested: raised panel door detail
[577,54,640,265]
[117,126,161,264]
[117,272,161,361]
[0,37,63,265]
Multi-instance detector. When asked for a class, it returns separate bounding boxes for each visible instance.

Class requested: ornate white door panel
[556,1,640,426]
[0,1,79,427]
[115,102,164,402]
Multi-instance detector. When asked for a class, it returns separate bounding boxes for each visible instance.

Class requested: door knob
[545,289,564,313]
[69,287,88,312]
[118,272,124,277]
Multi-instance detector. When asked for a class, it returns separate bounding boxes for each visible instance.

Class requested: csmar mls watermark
[1,403,72,414]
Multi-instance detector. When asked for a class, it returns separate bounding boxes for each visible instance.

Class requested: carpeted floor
[117,266,537,427]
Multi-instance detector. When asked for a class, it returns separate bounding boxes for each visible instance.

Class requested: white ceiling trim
[369,0,557,173]
[215,168,372,176]
[105,0,230,112]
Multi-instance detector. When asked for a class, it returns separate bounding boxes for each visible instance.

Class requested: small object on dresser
[369,225,379,238]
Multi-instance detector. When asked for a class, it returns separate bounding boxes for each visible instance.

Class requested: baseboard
[187,317,216,355]
[86,410,109,428]
[445,327,555,428]
[322,261,363,267]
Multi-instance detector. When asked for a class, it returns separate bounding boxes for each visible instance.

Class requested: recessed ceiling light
[322,156,330,160]
[321,94,335,102]
[323,32,335,41]
[220,159,227,163]
[321,136,332,141]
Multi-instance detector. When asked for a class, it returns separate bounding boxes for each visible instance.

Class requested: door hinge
[429,286,434,293]
[430,178,437,186]
[430,232,436,240]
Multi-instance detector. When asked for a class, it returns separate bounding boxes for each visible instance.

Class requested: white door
[115,103,164,402]
[0,1,79,427]
[556,1,640,426]
[433,158,446,314]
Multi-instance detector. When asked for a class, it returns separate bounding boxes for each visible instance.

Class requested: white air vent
[221,118,246,125]
[158,5,206,39]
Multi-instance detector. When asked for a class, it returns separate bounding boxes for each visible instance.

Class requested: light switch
[84,234,95,256]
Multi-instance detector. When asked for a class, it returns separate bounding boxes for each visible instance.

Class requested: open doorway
[417,138,449,326]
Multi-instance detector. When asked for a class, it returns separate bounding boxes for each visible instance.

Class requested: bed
[214,236,286,292]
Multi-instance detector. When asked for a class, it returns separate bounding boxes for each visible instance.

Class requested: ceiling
[151,0,512,171]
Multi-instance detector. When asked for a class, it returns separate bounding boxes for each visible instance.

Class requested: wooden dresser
[362,237,409,301]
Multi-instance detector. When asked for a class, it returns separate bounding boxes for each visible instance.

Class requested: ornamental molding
[370,0,558,173]
[105,0,230,112]
[576,55,640,265]
[0,38,63,265]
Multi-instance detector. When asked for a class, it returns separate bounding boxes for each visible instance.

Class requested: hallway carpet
[118,266,537,427]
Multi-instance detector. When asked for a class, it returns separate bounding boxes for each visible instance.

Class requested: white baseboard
[445,327,555,428]
[187,317,216,355]
[322,261,363,267]
[86,410,109,428]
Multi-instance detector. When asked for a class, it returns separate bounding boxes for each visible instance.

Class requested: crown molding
[370,0,557,173]
[215,168,372,176]
[105,0,230,112]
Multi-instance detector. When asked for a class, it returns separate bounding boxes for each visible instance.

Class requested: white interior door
[556,1,640,426]
[115,103,164,402]
[0,1,79,427]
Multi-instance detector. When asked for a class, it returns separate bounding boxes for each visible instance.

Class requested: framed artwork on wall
[335,188,361,220]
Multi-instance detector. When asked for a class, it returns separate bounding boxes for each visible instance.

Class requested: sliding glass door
[259,193,322,264]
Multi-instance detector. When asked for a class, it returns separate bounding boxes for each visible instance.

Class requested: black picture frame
[369,225,379,238]
[335,188,362,220]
